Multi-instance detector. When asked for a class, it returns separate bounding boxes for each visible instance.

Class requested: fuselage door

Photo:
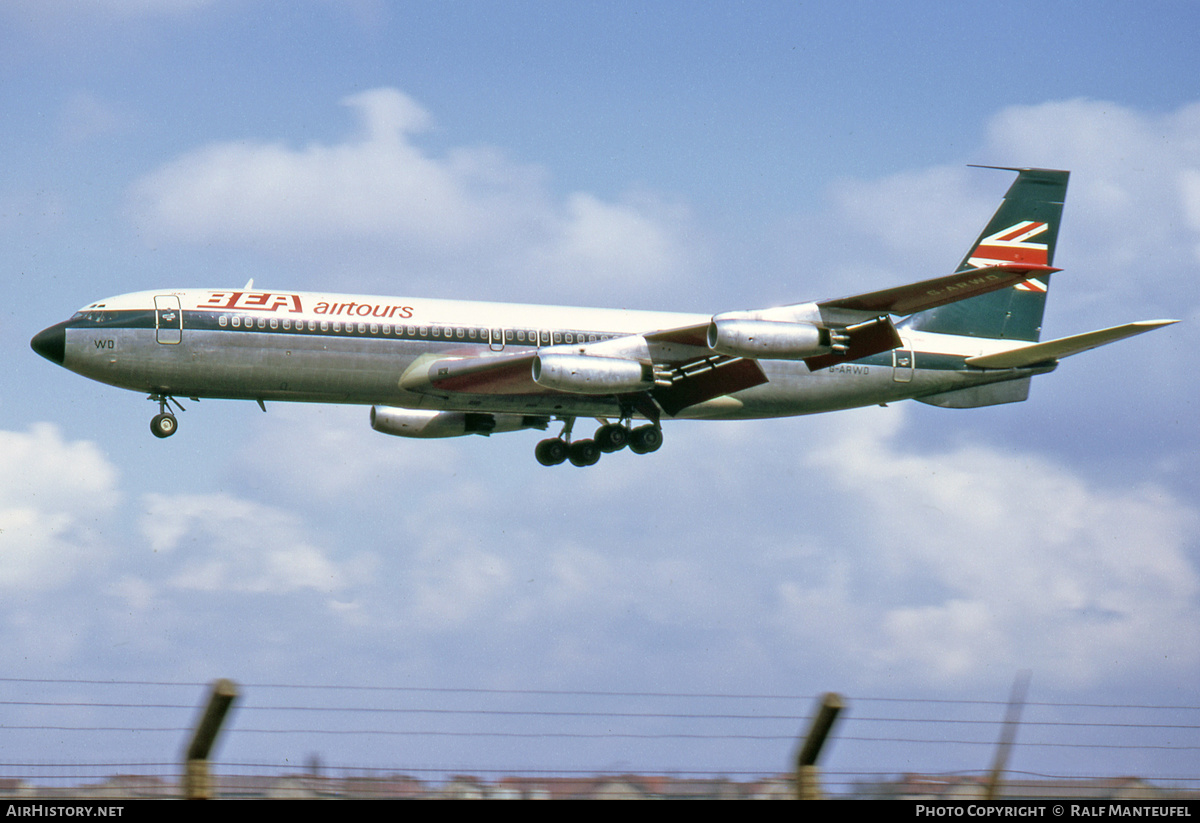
[892,338,914,382]
[489,328,505,352]
[154,295,182,345]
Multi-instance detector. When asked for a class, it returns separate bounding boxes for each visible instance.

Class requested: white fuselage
[46,287,1045,422]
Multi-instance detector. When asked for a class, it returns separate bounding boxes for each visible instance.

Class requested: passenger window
[219,315,228,327]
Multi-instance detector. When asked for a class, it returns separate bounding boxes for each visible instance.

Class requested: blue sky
[3,1,1199,787]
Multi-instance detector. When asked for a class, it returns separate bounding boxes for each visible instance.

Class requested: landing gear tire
[535,438,569,466]
[594,423,629,453]
[151,413,178,439]
[628,424,662,454]
[568,439,601,467]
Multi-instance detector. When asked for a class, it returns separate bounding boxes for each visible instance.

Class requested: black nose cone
[31,322,67,366]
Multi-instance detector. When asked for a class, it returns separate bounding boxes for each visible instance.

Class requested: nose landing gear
[148,393,184,439]
[151,412,177,438]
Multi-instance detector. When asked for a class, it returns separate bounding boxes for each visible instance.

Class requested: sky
[2,0,1199,789]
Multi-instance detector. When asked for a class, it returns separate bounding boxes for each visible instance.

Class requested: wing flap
[964,320,1178,369]
[803,315,902,371]
[652,357,768,416]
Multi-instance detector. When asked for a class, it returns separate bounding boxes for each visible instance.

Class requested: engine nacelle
[707,318,838,360]
[532,353,654,394]
[370,407,535,438]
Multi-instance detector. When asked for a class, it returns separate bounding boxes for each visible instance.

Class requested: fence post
[183,678,239,800]
[985,671,1030,801]
[794,692,845,800]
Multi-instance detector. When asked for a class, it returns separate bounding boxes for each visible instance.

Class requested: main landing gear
[148,393,184,439]
[534,417,662,467]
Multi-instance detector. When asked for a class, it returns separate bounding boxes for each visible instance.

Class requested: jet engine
[532,353,654,394]
[706,318,846,359]
[370,407,540,438]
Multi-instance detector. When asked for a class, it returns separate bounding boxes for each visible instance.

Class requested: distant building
[854,773,1169,801]
[0,778,33,799]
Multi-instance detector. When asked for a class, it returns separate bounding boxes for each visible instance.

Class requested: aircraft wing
[396,263,1069,414]
[818,263,1059,316]
[964,320,1179,369]
[399,350,544,394]
[648,263,1059,373]
[398,336,769,418]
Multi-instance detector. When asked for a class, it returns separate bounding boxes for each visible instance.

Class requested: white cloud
[778,407,1200,690]
[0,424,120,589]
[230,397,1200,693]
[409,544,514,628]
[832,164,988,270]
[530,191,692,289]
[138,492,362,595]
[130,87,695,302]
[981,99,1200,304]
[823,99,1200,325]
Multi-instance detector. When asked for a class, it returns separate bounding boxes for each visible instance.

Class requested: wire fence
[1,677,1197,799]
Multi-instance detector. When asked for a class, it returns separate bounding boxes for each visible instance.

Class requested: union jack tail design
[906,167,1069,342]
[1014,277,1049,293]
[967,221,1049,268]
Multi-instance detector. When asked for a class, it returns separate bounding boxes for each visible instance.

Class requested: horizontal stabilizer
[965,320,1178,369]
[819,264,1058,316]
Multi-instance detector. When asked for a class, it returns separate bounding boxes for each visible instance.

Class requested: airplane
[31,166,1177,467]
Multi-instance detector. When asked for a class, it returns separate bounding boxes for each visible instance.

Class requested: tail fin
[904,167,1069,341]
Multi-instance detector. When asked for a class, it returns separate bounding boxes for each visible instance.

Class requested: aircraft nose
[31,322,68,365]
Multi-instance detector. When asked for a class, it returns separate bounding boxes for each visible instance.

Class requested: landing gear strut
[148,393,183,439]
[534,417,661,467]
